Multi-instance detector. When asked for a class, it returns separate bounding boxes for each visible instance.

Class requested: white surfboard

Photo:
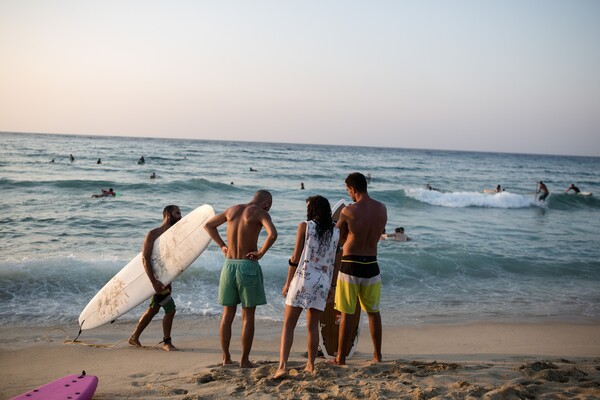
[78,204,215,330]
[319,199,361,359]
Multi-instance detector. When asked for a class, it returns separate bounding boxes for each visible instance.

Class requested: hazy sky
[1,1,599,156]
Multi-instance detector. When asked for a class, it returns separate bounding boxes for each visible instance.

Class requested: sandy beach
[1,319,599,399]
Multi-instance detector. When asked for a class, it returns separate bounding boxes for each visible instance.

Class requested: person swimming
[92,188,115,198]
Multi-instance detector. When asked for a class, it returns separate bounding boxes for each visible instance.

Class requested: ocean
[1,132,599,330]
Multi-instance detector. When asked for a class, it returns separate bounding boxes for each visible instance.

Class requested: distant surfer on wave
[329,172,387,365]
[536,181,549,202]
[275,195,340,378]
[129,205,182,351]
[566,183,580,194]
[205,190,278,368]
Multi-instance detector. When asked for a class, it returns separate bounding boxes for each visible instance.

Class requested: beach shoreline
[1,319,599,399]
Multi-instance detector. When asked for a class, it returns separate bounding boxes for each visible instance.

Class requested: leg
[220,305,237,365]
[240,306,257,368]
[305,308,323,373]
[274,306,303,378]
[129,307,159,347]
[334,312,352,365]
[367,311,382,362]
[161,309,176,351]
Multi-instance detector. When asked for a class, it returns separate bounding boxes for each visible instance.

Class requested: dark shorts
[150,287,176,314]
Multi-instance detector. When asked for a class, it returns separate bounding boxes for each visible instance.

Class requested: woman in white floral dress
[275,195,340,378]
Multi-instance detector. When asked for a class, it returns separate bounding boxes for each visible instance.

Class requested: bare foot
[273,368,287,379]
[303,364,315,374]
[370,356,383,363]
[326,358,345,366]
[223,358,236,367]
[163,342,177,351]
[240,360,258,368]
[128,336,142,348]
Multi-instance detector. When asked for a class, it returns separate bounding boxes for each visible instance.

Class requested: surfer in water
[329,172,387,366]
[205,190,278,368]
[275,195,340,378]
[128,205,182,351]
[91,188,115,198]
[536,181,549,202]
[566,183,581,194]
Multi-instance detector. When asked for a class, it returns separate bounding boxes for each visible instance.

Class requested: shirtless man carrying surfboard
[129,205,182,351]
[330,172,387,365]
[205,190,278,368]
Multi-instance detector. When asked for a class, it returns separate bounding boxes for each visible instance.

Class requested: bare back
[205,191,277,261]
[222,204,269,259]
[338,196,387,256]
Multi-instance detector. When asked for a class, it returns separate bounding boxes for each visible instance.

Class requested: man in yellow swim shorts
[331,173,387,365]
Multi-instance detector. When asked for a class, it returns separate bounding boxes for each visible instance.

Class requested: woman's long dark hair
[306,195,334,254]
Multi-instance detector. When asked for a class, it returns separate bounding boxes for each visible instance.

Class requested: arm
[246,212,278,260]
[335,209,350,248]
[142,229,164,293]
[327,242,342,303]
[282,222,306,297]
[204,212,228,256]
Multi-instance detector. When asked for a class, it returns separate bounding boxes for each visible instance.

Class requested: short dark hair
[345,172,367,192]
[163,205,179,218]
[395,227,404,233]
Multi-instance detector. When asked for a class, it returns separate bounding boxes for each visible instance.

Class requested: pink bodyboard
[10,373,98,400]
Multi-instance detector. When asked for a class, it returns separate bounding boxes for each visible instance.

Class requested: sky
[1,1,599,157]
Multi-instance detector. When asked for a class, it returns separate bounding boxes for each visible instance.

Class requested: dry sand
[1,318,599,399]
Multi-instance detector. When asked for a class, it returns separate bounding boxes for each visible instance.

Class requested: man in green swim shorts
[205,190,278,368]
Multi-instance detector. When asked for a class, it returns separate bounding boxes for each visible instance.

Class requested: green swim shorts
[150,287,176,314]
[219,259,267,308]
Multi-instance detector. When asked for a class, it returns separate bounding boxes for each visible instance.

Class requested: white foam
[405,188,537,209]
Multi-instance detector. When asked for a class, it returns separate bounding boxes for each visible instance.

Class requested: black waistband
[340,256,380,278]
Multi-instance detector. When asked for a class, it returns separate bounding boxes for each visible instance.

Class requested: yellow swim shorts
[335,255,381,314]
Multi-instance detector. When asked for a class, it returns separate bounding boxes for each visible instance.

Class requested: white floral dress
[285,220,340,311]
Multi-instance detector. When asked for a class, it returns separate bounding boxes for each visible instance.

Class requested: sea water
[1,132,599,328]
